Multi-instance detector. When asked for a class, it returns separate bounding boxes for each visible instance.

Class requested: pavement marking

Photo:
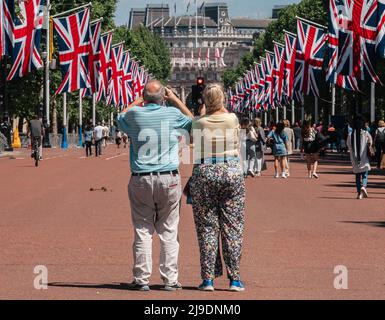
[105,153,126,161]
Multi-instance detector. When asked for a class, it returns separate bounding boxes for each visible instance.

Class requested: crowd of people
[82,122,111,157]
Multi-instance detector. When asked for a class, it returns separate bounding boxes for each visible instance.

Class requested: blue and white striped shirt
[117,104,192,173]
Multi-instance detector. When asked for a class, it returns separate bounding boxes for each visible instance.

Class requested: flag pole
[43,0,52,148]
[61,93,68,149]
[296,16,327,30]
[331,84,336,116]
[52,2,92,18]
[92,93,96,127]
[314,96,319,124]
[79,93,83,147]
[291,100,295,125]
[195,0,198,48]
[370,82,375,123]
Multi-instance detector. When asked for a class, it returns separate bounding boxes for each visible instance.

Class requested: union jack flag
[107,44,124,107]
[1,0,13,60]
[327,0,360,91]
[120,50,134,106]
[227,89,236,111]
[0,0,6,58]
[251,64,260,110]
[294,18,327,97]
[264,51,275,108]
[283,31,297,101]
[81,20,102,97]
[130,58,139,99]
[378,0,385,56]
[257,60,266,110]
[134,65,146,100]
[273,41,285,106]
[7,0,43,80]
[96,31,112,102]
[53,8,91,94]
[337,0,380,83]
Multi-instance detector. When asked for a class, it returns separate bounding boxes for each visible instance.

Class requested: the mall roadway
[0,145,385,300]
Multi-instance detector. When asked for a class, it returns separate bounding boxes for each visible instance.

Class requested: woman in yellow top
[190,83,246,292]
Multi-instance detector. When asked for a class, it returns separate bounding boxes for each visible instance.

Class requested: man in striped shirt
[117,80,193,291]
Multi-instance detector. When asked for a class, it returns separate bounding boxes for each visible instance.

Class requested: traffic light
[191,77,205,115]
[196,77,205,86]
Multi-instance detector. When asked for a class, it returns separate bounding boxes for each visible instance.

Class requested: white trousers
[128,173,181,286]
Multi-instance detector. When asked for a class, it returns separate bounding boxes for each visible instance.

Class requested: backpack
[377,129,385,143]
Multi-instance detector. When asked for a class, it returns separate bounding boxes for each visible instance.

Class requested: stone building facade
[129,2,274,104]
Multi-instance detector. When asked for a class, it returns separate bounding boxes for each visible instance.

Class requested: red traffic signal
[196,77,205,86]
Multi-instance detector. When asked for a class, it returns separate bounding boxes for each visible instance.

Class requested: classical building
[129,2,275,104]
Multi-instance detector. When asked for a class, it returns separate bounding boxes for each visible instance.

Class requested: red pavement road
[0,146,385,300]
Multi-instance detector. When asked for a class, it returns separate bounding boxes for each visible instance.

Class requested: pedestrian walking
[102,124,109,148]
[94,123,104,157]
[122,133,128,148]
[190,83,246,292]
[268,122,289,179]
[253,118,266,176]
[115,129,122,148]
[84,125,93,157]
[117,80,194,291]
[374,120,385,169]
[347,117,374,199]
[283,120,295,177]
[301,121,320,179]
[293,122,302,151]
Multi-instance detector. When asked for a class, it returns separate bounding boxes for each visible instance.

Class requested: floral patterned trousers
[190,161,246,281]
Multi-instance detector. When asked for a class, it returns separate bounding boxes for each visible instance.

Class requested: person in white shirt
[347,117,373,200]
[374,120,385,168]
[93,123,104,157]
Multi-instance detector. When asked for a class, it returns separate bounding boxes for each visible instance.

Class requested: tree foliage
[223,0,328,89]
[114,25,171,83]
[3,0,170,133]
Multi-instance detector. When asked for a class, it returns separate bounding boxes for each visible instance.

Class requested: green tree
[114,25,171,83]
[225,0,328,89]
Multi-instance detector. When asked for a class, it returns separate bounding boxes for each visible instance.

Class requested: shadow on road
[339,221,385,229]
[48,282,220,292]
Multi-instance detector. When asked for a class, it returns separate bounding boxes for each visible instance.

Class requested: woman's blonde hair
[203,83,226,114]
[283,119,290,127]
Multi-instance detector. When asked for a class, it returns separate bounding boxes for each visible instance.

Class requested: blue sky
[114,0,301,26]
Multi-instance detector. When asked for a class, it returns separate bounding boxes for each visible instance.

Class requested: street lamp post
[42,0,51,148]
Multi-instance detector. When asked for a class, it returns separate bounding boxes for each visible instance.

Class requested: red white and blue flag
[7,0,43,80]
[1,0,13,60]
[53,8,91,94]
[273,41,285,106]
[121,50,134,106]
[264,51,275,108]
[294,18,327,97]
[327,0,360,91]
[81,20,102,97]
[378,0,385,56]
[96,31,112,102]
[107,43,124,106]
[336,0,380,83]
[257,60,266,110]
[283,31,297,101]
